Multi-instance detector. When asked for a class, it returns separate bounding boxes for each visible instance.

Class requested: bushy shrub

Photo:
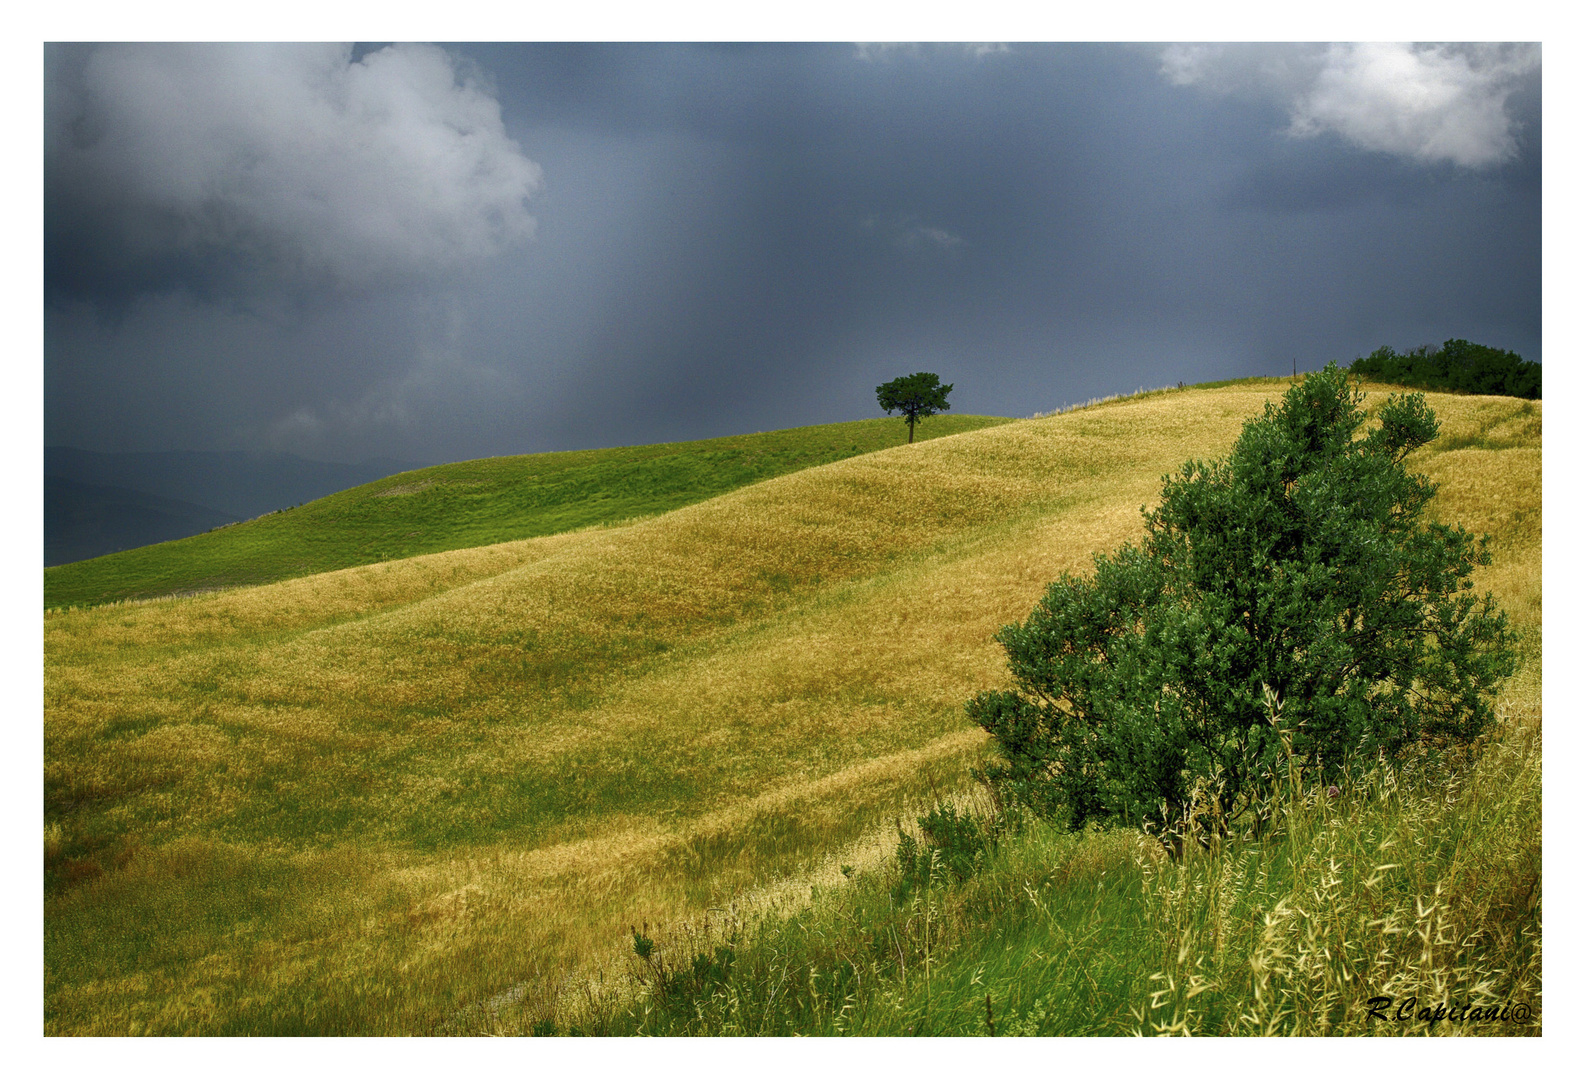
[967,364,1515,849]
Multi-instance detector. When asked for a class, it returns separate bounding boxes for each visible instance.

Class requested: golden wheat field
[42,380,1541,1035]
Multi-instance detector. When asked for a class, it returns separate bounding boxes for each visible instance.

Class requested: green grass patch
[563,699,1541,1037]
[45,414,1011,610]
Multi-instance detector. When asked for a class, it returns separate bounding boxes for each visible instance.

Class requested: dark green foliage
[967,364,1516,842]
[632,927,655,960]
[1351,339,1540,399]
[628,924,738,1020]
[876,372,954,443]
[893,802,1001,898]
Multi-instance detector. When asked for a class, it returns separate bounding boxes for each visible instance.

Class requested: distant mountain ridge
[45,447,432,566]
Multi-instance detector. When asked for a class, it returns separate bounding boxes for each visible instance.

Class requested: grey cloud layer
[45,44,1540,465]
[46,43,542,303]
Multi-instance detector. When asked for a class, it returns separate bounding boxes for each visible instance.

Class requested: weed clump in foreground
[968,363,1515,850]
[892,802,1009,900]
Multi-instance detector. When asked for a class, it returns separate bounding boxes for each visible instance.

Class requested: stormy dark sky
[43,42,1542,465]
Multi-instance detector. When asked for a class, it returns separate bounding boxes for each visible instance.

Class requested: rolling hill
[44,414,1010,610]
[42,380,1540,1035]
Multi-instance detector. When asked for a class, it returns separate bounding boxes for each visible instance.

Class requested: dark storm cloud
[46,42,542,307]
[45,43,1541,465]
[461,43,1541,444]
[456,44,1200,438]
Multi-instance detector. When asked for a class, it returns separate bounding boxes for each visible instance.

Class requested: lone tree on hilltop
[967,363,1515,852]
[877,372,953,443]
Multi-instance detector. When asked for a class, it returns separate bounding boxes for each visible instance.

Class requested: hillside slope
[43,381,1540,1035]
[44,414,1009,610]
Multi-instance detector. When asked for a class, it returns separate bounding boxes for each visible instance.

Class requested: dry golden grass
[43,381,1539,1035]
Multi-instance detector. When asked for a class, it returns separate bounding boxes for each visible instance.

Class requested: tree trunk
[907,416,915,443]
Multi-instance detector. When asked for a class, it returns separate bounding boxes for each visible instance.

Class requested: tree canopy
[876,372,953,443]
[1350,339,1540,400]
[967,364,1516,847]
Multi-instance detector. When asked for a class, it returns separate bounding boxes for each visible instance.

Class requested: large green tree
[876,372,953,443]
[967,364,1515,845]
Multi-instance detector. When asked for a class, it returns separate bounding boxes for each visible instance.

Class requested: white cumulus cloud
[47,43,544,298]
[1289,43,1539,168]
[1160,42,1539,169]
